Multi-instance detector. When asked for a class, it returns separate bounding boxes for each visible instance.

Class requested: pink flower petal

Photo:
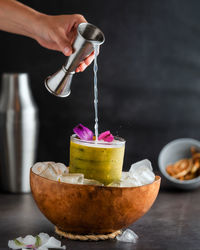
[98,131,114,142]
[73,124,93,141]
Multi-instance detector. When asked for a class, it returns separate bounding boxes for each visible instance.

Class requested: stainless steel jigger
[45,23,105,97]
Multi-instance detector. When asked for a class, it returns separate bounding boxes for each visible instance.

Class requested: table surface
[0,186,200,250]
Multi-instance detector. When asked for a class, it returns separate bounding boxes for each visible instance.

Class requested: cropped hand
[34,14,94,72]
[0,0,94,72]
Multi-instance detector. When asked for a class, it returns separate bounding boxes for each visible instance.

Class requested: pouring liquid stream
[93,44,99,142]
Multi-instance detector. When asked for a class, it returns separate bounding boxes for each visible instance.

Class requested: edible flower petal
[98,131,114,142]
[8,233,66,250]
[73,124,93,141]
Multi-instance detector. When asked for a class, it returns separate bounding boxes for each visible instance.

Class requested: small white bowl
[158,138,200,190]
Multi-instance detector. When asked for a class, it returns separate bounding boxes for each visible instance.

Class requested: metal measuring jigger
[45,23,105,97]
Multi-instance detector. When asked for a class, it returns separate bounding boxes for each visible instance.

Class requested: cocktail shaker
[0,73,38,193]
[45,23,105,97]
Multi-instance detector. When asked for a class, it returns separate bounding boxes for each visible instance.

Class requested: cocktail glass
[69,135,125,185]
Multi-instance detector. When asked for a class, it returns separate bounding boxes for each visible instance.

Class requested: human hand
[34,14,94,72]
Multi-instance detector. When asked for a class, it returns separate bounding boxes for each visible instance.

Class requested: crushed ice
[32,159,155,187]
[109,159,155,187]
[8,233,66,250]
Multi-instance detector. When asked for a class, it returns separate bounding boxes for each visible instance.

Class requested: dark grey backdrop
[0,0,200,170]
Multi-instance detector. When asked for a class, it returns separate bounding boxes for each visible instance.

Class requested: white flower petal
[42,237,61,248]
[8,239,24,249]
[16,237,23,243]
[42,237,66,249]
[37,247,48,250]
[38,233,50,245]
[22,235,35,245]
[8,233,66,250]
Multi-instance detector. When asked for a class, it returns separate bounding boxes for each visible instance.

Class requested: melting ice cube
[32,162,68,181]
[32,162,48,175]
[83,179,103,186]
[107,181,121,187]
[40,163,58,181]
[121,171,129,180]
[129,159,155,185]
[120,177,142,187]
[116,229,138,243]
[48,162,68,175]
[59,173,84,184]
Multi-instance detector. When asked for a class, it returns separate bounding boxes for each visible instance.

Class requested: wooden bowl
[30,169,161,234]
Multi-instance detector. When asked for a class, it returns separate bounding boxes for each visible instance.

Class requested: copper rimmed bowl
[30,169,161,234]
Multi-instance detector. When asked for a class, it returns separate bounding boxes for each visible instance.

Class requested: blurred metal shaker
[45,23,105,97]
[0,73,38,193]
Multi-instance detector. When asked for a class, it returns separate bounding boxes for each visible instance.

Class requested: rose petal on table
[73,124,93,140]
[98,131,114,142]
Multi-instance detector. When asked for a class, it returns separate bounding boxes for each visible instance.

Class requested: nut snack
[166,147,200,181]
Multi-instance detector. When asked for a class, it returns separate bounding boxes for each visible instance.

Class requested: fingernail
[64,47,70,55]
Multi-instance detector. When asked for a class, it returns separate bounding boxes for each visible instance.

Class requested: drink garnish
[73,124,93,141]
[98,131,114,142]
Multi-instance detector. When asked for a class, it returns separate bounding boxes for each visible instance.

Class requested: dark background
[1,0,200,171]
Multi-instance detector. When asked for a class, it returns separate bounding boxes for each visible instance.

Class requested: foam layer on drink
[71,135,125,148]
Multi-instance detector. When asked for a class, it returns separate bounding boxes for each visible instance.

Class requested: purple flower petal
[73,124,94,141]
[26,244,35,248]
[98,131,114,142]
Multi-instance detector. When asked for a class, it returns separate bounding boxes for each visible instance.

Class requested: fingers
[75,52,95,73]
[84,52,95,65]
[75,51,96,72]
[73,14,87,27]
[55,32,73,56]
[63,46,72,56]
[59,15,87,56]
[76,62,87,73]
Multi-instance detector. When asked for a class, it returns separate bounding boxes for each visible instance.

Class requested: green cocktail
[69,135,125,185]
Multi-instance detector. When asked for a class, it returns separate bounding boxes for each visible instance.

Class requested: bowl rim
[158,138,200,184]
[30,167,161,190]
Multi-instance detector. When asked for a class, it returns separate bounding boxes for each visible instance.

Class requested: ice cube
[129,159,155,185]
[40,163,58,181]
[116,229,138,243]
[83,179,104,186]
[48,162,68,175]
[58,173,84,184]
[32,162,48,175]
[120,177,142,187]
[33,162,68,181]
[129,159,152,172]
[121,171,129,180]
[107,181,121,187]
